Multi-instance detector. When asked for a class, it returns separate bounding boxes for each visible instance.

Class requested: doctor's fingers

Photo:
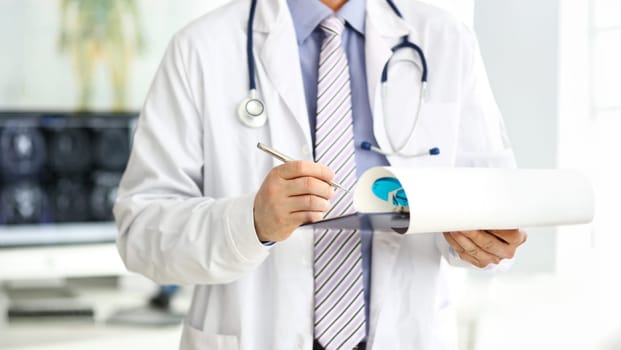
[485,229,528,246]
[289,211,326,225]
[286,177,335,199]
[460,230,521,259]
[445,232,502,268]
[276,160,335,183]
[287,195,331,214]
[444,233,488,268]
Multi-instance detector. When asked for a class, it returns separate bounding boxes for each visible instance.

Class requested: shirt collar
[287,0,366,44]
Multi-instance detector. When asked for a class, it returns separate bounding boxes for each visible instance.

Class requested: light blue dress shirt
[287,0,390,333]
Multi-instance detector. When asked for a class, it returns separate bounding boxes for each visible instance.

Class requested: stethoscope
[238,0,440,158]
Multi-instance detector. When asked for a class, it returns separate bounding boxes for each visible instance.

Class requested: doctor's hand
[253,161,335,243]
[443,229,527,268]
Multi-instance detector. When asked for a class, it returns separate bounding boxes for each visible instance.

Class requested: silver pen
[256,142,350,193]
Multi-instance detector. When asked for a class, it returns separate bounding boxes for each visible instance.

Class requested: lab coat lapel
[254,0,312,157]
[252,4,315,348]
[364,0,410,346]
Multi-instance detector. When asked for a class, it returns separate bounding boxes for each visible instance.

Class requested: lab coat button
[302,145,311,156]
[296,335,306,349]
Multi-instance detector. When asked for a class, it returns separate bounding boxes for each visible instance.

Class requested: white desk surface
[1,323,183,350]
[0,277,189,350]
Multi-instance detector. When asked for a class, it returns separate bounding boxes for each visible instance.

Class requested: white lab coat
[114,0,515,349]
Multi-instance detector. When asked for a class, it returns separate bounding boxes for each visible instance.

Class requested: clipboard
[305,167,594,234]
[306,212,410,234]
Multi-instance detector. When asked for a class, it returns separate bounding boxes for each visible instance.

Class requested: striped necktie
[313,15,366,350]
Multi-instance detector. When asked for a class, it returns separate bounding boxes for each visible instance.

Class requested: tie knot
[319,15,345,36]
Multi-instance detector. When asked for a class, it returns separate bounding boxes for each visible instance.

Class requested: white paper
[353,167,594,234]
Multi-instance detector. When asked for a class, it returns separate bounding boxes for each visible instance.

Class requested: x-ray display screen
[0,112,136,247]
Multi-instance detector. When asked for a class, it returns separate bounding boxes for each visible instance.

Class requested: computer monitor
[0,111,136,281]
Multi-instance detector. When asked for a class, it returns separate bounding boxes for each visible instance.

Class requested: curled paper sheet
[351,167,594,234]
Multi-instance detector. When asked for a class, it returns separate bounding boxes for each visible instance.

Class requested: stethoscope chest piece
[238,91,267,128]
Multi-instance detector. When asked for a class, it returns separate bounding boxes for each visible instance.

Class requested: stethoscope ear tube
[362,79,438,158]
[247,0,258,91]
[369,34,436,158]
[238,0,267,128]
[381,36,428,84]
[360,141,440,158]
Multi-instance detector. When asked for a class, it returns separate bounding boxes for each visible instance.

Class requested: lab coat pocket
[180,323,240,350]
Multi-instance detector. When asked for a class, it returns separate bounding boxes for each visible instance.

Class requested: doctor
[114,0,527,349]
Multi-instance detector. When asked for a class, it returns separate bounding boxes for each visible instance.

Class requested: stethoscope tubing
[247,0,258,91]
[241,0,439,158]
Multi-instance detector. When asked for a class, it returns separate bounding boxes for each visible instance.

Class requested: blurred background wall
[475,0,559,274]
[0,0,472,112]
[0,0,226,111]
[463,1,621,349]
